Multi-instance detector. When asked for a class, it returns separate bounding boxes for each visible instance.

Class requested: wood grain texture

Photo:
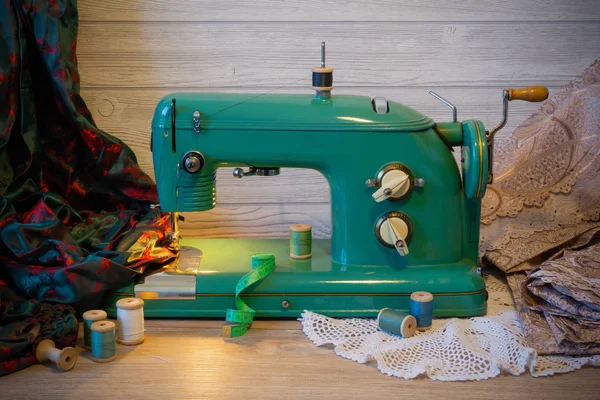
[2,320,599,400]
[78,0,600,22]
[75,0,600,239]
[178,204,330,238]
[82,86,552,181]
[76,22,600,88]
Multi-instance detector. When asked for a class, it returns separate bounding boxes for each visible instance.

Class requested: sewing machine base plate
[105,238,487,317]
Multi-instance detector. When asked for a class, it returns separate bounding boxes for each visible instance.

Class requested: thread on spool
[35,339,77,372]
[82,309,107,349]
[377,308,417,338]
[311,66,334,92]
[410,291,434,331]
[116,297,145,345]
[91,320,117,363]
[311,70,333,89]
[290,224,312,259]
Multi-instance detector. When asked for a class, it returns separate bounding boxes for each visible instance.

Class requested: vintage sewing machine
[105,44,548,318]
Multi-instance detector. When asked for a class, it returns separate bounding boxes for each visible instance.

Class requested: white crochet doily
[299,273,600,380]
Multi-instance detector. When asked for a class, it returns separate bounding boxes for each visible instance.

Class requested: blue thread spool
[82,310,107,349]
[90,320,117,363]
[410,291,434,331]
[377,308,417,338]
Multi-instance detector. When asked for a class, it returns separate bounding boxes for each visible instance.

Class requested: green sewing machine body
[105,91,492,318]
[105,239,486,318]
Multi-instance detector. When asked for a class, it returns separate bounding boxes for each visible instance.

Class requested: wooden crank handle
[508,86,549,102]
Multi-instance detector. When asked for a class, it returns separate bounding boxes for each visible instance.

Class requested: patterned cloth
[508,242,600,355]
[0,300,78,376]
[0,0,176,375]
[482,58,600,354]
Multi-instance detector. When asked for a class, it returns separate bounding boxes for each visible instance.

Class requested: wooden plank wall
[77,1,600,238]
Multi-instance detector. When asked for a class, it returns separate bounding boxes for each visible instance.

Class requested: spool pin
[290,224,312,259]
[91,320,117,363]
[116,297,145,345]
[377,308,417,338]
[312,42,334,97]
[82,309,107,349]
[35,339,77,372]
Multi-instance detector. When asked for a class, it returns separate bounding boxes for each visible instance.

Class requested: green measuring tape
[222,253,276,338]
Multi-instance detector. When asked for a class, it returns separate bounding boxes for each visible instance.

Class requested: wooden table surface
[2,319,599,400]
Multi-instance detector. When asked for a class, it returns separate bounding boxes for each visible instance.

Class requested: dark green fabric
[0,301,78,375]
[0,0,177,375]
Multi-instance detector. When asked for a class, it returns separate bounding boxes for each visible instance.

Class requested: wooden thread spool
[312,67,334,92]
[290,224,312,259]
[312,42,334,97]
[91,320,117,363]
[409,291,434,331]
[35,339,77,371]
[82,309,107,349]
[377,308,417,338]
[116,297,145,345]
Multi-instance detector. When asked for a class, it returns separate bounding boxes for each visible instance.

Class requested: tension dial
[371,163,414,202]
[374,211,413,256]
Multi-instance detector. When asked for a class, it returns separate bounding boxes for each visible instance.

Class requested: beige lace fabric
[480,58,600,355]
[480,59,600,273]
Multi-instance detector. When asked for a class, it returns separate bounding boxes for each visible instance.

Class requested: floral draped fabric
[0,0,176,374]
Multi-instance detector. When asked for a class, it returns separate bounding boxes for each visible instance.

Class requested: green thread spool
[223,253,276,338]
[82,310,107,349]
[290,224,312,259]
[377,308,417,338]
[90,320,117,363]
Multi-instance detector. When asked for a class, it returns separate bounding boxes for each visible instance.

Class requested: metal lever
[372,174,410,203]
[233,167,281,178]
[486,86,549,183]
[388,220,409,256]
[429,91,457,122]
[233,167,256,178]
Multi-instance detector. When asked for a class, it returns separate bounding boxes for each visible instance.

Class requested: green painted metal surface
[105,92,492,317]
[152,93,481,269]
[153,93,434,132]
[434,122,463,146]
[462,120,489,199]
[105,239,486,318]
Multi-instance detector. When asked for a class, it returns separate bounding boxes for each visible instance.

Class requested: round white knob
[372,169,411,202]
[378,217,410,256]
